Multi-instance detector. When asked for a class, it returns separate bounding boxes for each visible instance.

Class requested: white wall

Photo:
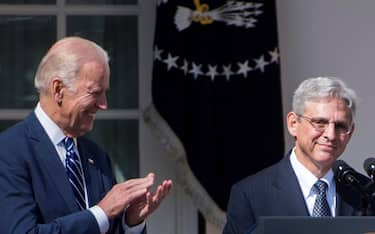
[277,0,375,173]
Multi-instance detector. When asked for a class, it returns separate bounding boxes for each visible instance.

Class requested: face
[59,60,109,137]
[287,97,354,176]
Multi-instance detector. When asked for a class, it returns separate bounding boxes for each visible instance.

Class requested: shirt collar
[290,147,334,198]
[34,102,67,146]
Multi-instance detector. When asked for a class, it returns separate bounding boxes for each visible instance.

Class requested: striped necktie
[64,137,86,210]
[312,179,331,217]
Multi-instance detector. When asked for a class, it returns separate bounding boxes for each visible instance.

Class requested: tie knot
[64,137,74,151]
[314,180,328,194]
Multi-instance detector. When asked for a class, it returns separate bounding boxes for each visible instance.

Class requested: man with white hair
[0,36,172,234]
[224,77,371,234]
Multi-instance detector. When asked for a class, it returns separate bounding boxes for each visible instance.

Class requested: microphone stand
[340,172,374,216]
[361,179,375,216]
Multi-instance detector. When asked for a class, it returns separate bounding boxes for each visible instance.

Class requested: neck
[294,149,330,178]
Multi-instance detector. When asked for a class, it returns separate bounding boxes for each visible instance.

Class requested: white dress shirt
[34,103,145,233]
[290,148,336,216]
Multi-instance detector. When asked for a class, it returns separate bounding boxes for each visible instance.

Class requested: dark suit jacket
[0,112,126,233]
[223,153,369,234]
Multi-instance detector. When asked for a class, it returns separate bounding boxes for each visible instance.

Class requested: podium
[250,216,375,234]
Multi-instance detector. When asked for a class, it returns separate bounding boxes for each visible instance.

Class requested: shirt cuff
[122,212,146,234]
[89,205,110,234]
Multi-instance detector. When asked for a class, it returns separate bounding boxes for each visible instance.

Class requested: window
[0,0,140,181]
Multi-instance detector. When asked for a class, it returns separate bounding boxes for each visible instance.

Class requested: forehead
[304,97,352,119]
[77,60,110,89]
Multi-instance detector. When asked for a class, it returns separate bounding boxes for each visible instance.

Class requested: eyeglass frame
[296,114,353,135]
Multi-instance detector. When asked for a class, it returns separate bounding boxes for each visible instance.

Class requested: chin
[317,154,337,165]
[78,124,94,135]
[85,124,94,132]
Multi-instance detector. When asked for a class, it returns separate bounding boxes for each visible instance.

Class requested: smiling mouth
[85,112,97,118]
[318,142,337,151]
[316,138,335,147]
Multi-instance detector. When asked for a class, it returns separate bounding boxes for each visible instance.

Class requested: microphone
[334,159,375,216]
[332,160,367,194]
[364,157,375,179]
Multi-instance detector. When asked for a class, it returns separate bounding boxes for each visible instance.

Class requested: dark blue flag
[150,0,284,227]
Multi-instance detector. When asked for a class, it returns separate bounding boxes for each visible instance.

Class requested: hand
[97,173,155,219]
[125,174,173,226]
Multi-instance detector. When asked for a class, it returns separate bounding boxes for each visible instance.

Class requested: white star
[189,63,203,79]
[180,59,189,75]
[222,64,234,81]
[154,46,163,61]
[206,65,218,81]
[237,60,252,78]
[269,47,279,64]
[163,53,179,71]
[254,55,268,73]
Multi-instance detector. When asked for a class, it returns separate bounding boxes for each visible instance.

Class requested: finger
[123,178,167,206]
[158,180,172,198]
[117,177,155,196]
[150,180,172,204]
[118,175,158,206]
[121,174,155,189]
[165,180,173,193]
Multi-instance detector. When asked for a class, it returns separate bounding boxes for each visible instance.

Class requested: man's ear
[51,78,64,105]
[287,112,298,137]
[347,123,355,139]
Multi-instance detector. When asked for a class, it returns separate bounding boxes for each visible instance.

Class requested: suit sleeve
[0,153,100,234]
[223,181,256,234]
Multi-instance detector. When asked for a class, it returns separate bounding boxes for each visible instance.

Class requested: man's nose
[323,122,337,139]
[96,94,107,110]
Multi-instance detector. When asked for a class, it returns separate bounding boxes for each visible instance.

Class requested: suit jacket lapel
[272,156,310,216]
[77,140,104,207]
[77,139,126,232]
[25,113,78,212]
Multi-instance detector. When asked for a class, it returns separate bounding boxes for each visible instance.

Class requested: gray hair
[292,77,357,120]
[34,37,109,94]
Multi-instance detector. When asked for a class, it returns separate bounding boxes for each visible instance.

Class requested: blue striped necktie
[64,137,86,210]
[312,180,331,217]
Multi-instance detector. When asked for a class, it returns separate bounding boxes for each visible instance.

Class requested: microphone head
[332,160,356,184]
[364,157,375,178]
[333,159,350,173]
[333,160,371,196]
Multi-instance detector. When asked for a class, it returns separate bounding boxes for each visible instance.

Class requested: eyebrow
[309,116,350,124]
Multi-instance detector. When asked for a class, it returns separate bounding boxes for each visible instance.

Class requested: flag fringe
[143,103,226,229]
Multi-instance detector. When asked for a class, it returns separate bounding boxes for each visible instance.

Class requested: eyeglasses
[297,114,353,135]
